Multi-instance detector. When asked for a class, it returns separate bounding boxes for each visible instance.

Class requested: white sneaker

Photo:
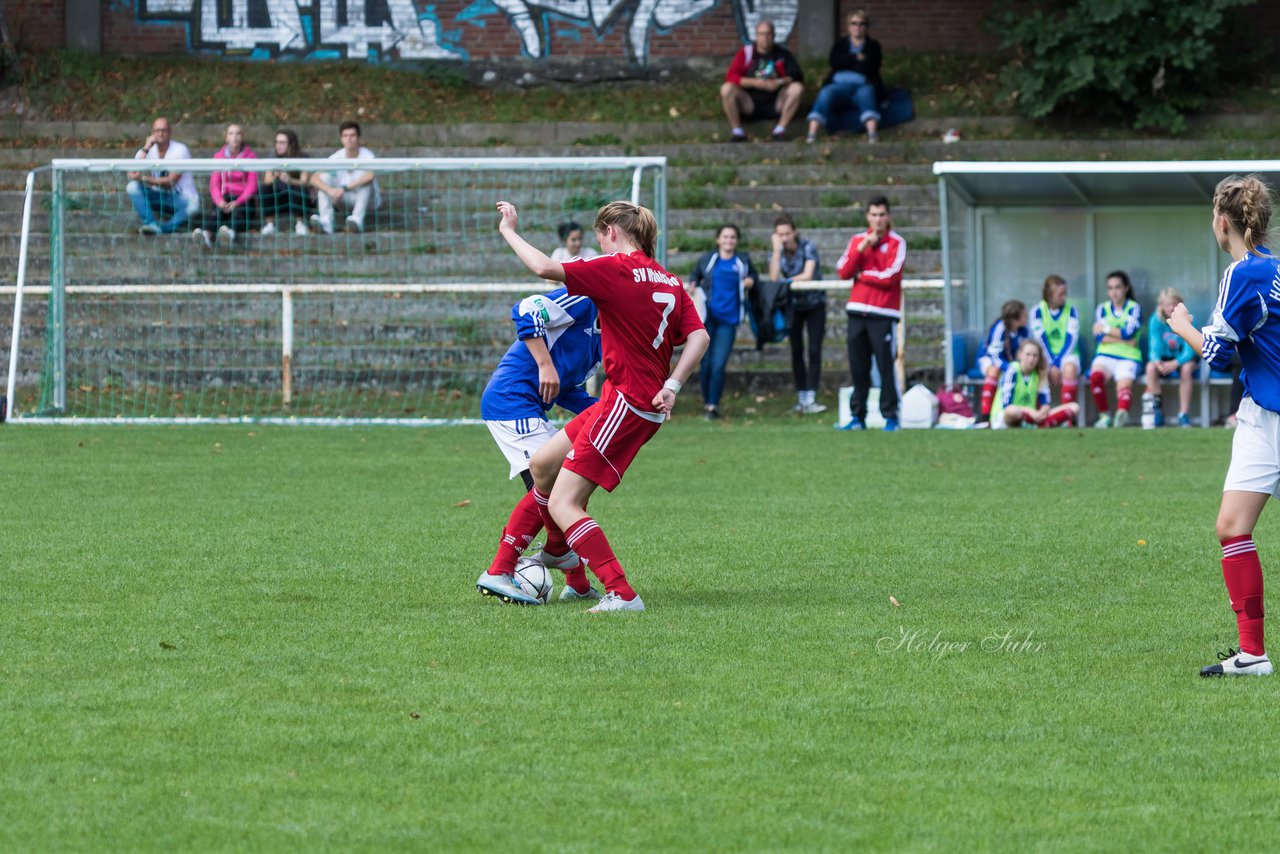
[345,216,362,233]
[801,401,828,415]
[1094,414,1111,429]
[586,591,645,613]
[217,225,235,247]
[192,228,213,251]
[1201,648,1273,677]
[310,214,333,235]
[138,223,160,235]
[533,547,581,571]
[260,221,276,236]
[294,220,309,236]
[558,584,601,602]
[1113,409,1129,429]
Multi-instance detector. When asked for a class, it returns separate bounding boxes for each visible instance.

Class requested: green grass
[4,421,1280,849]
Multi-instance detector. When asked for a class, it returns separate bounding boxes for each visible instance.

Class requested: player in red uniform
[478,200,709,612]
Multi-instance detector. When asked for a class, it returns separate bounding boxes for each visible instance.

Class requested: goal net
[3,156,666,424]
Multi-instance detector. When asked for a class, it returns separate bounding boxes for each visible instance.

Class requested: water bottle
[1141,393,1156,430]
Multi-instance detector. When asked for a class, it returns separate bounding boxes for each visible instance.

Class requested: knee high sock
[1062,379,1078,405]
[486,490,543,576]
[1222,534,1266,656]
[531,488,568,555]
[1117,387,1133,413]
[565,517,637,600]
[1090,371,1109,413]
[1040,407,1075,428]
[980,376,998,417]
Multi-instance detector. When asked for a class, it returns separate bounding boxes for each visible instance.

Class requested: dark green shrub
[988,0,1259,131]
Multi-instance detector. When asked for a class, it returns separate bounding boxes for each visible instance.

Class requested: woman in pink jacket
[192,124,258,250]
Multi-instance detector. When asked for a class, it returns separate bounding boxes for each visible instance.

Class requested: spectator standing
[769,214,825,414]
[691,225,756,419]
[192,124,258,250]
[1143,287,1198,428]
[1030,274,1081,406]
[1089,270,1143,428]
[835,195,906,431]
[806,9,885,144]
[720,19,805,142]
[311,121,381,234]
[550,221,599,263]
[125,117,201,235]
[259,129,312,236]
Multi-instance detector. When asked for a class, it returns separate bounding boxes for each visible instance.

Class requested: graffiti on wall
[133,0,798,63]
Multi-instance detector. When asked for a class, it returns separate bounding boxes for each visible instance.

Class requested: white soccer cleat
[586,591,645,613]
[1113,409,1129,429]
[558,584,601,602]
[1094,414,1111,429]
[533,547,581,572]
[260,221,276,236]
[1201,648,1273,677]
[475,570,541,606]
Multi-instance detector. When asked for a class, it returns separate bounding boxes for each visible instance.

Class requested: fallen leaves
[889,595,901,607]
[454,499,471,508]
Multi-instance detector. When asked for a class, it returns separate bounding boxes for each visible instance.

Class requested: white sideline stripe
[0,279,947,296]
[933,160,1280,175]
[52,157,668,172]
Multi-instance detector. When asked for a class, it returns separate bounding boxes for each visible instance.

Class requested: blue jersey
[982,318,1030,369]
[999,363,1050,409]
[1202,247,1280,412]
[480,288,601,421]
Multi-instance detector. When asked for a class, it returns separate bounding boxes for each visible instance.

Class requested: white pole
[630,166,643,206]
[281,289,293,407]
[6,170,37,421]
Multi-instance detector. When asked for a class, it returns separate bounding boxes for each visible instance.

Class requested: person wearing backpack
[690,224,757,420]
[769,213,825,414]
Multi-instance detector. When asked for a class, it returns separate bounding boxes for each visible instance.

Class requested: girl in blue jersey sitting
[1142,287,1198,428]
[1168,174,1279,677]
[992,339,1079,429]
[690,224,756,420]
[976,299,1029,427]
[476,288,603,603]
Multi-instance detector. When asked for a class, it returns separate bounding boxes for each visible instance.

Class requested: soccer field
[4,421,1280,850]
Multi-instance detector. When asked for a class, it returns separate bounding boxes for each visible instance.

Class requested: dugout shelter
[936,160,1280,425]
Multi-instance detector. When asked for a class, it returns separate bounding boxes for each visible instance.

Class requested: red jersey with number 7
[563,252,704,407]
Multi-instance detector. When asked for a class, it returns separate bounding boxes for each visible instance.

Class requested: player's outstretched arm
[653,328,710,414]
[497,201,566,282]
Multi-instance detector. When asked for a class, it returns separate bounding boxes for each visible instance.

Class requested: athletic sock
[1222,534,1266,656]
[1062,379,1078,405]
[980,376,998,416]
[1020,411,1037,426]
[565,517,636,600]
[531,488,568,556]
[1117,387,1133,412]
[487,490,543,576]
[1041,407,1074,428]
[1090,371,1109,413]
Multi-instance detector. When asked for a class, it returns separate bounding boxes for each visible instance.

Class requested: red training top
[563,252,704,408]
[836,229,907,320]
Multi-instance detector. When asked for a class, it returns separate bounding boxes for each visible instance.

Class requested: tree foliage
[988,0,1260,131]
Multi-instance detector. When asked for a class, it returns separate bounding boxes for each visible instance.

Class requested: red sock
[1222,535,1266,656]
[1020,411,1037,425]
[1090,371,1109,413]
[531,488,568,555]
[1117,387,1133,413]
[980,376,998,416]
[1040,407,1074,428]
[486,490,543,576]
[1062,379,1078,405]
[565,517,636,600]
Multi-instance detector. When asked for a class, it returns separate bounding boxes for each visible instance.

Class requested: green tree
[988,0,1259,132]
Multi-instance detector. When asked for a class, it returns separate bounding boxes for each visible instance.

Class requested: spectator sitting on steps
[720,19,805,143]
[311,120,381,235]
[191,123,258,251]
[125,117,201,235]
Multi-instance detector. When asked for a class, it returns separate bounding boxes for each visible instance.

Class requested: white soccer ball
[513,556,554,605]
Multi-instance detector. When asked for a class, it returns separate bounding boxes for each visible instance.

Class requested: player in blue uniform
[975,300,1029,426]
[1169,174,1280,677]
[477,287,602,604]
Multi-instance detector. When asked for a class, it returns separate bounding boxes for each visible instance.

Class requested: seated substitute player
[1168,174,1280,677]
[975,299,1030,427]
[478,200,709,613]
[1143,287,1198,428]
[991,339,1079,429]
[1030,274,1081,407]
[1089,270,1142,428]
[477,287,602,602]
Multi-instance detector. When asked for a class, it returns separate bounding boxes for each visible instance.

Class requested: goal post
[4,156,667,424]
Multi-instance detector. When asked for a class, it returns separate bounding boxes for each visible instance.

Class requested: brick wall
[13,1,1280,60]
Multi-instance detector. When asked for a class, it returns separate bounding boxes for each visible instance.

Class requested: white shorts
[1224,397,1280,496]
[486,418,559,479]
[1054,353,1082,373]
[1089,354,1139,382]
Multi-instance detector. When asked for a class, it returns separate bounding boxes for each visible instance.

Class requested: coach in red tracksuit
[835,194,907,431]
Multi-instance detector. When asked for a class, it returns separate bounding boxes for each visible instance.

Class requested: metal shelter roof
[933,160,1280,207]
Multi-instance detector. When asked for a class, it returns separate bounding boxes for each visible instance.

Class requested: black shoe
[705,406,720,420]
[730,132,747,143]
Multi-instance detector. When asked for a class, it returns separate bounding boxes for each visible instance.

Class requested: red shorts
[561,389,663,492]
